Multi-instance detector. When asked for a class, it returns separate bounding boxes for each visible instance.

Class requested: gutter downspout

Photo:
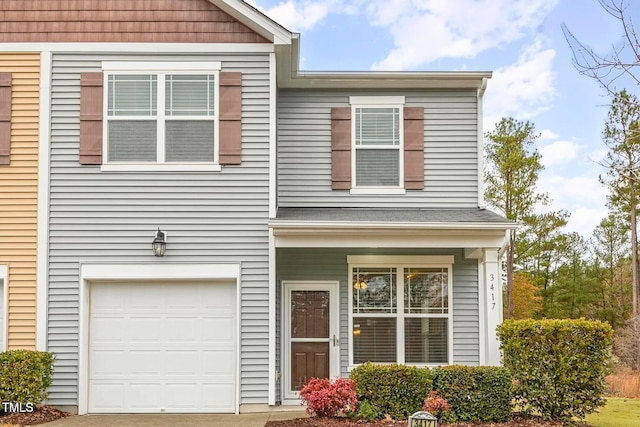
[477,77,488,208]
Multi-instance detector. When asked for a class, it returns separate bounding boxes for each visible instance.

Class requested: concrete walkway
[41,411,308,427]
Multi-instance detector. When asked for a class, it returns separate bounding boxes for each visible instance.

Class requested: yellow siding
[0,53,40,350]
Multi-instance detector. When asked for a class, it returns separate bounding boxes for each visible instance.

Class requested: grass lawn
[585,398,640,427]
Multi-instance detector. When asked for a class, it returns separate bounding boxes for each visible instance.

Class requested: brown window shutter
[79,72,103,165]
[331,107,351,189]
[0,72,11,166]
[219,72,242,165]
[404,107,424,190]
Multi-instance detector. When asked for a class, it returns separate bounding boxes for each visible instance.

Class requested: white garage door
[89,281,236,413]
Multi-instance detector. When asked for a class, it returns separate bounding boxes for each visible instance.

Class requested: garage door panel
[204,350,235,375]
[91,317,124,343]
[202,384,235,410]
[165,317,198,342]
[89,383,125,411]
[129,317,163,341]
[90,350,127,378]
[129,350,163,377]
[202,317,235,342]
[165,350,200,376]
[89,281,236,413]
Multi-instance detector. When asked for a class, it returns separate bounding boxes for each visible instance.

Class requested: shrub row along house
[0,0,515,415]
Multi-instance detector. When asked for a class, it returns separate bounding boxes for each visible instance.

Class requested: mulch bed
[265,414,588,427]
[0,405,70,427]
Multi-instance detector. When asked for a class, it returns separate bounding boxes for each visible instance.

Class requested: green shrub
[431,365,512,423]
[349,399,382,422]
[0,350,55,405]
[498,318,613,422]
[349,362,432,420]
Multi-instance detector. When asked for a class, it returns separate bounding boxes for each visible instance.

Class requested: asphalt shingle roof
[273,207,512,224]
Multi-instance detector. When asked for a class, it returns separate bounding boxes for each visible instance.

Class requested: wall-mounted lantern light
[152,228,166,257]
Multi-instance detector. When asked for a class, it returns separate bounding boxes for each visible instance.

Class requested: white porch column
[482,248,503,366]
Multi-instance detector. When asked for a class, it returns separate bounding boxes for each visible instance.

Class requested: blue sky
[249,0,639,237]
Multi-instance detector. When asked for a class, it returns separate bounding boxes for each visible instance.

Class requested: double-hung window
[348,256,452,367]
[103,62,220,169]
[350,96,405,190]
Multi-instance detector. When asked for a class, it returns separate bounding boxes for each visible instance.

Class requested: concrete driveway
[41,411,307,427]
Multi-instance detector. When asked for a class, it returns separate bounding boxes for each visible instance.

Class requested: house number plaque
[490,273,496,310]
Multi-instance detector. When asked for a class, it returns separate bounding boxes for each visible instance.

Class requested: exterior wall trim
[0,264,6,352]
[347,255,455,265]
[268,229,276,405]
[37,51,52,351]
[269,52,277,219]
[212,0,292,45]
[77,263,242,415]
[0,43,275,53]
[273,229,508,249]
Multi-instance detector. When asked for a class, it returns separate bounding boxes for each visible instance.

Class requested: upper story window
[349,96,406,194]
[81,62,230,171]
[354,107,401,187]
[100,62,222,170]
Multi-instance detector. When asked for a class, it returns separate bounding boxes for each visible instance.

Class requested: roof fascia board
[269,221,517,231]
[212,0,292,45]
[276,35,492,89]
[273,230,508,249]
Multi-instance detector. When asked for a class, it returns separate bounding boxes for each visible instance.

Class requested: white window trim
[349,96,406,194]
[347,255,454,370]
[101,61,222,171]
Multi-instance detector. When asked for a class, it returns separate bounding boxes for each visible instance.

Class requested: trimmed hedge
[498,318,613,422]
[432,365,512,423]
[349,362,432,420]
[0,350,55,405]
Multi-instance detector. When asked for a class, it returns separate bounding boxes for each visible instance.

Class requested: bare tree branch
[563,0,640,94]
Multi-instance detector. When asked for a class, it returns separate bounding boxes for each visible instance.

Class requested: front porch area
[268,207,515,405]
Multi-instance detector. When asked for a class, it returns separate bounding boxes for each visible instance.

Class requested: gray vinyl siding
[277,90,479,208]
[47,52,271,406]
[275,248,479,388]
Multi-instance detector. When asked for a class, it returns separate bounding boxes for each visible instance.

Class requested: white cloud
[539,129,559,141]
[483,39,556,129]
[537,173,607,236]
[253,0,338,31]
[539,140,580,167]
[565,206,608,236]
[367,0,559,70]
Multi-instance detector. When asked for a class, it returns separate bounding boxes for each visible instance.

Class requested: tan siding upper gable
[0,0,270,43]
[0,53,40,350]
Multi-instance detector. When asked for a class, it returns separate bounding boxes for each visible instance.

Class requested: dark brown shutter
[219,72,242,165]
[79,72,103,165]
[404,107,424,190]
[331,107,351,189]
[0,72,11,166]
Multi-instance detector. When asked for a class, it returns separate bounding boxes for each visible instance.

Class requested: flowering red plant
[423,390,450,418]
[299,377,358,418]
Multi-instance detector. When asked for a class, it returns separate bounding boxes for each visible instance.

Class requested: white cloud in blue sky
[252,0,634,237]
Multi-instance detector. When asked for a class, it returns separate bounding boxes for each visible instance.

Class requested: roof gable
[0,0,279,44]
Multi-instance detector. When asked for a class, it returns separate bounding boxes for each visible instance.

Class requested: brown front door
[290,290,330,391]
